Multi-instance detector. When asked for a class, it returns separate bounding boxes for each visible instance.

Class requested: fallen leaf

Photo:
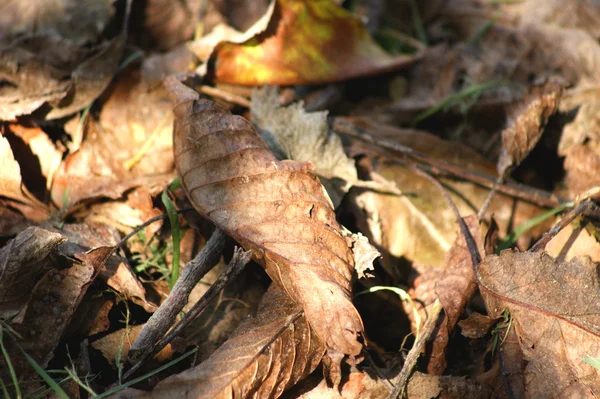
[196,0,420,85]
[3,245,108,381]
[53,223,148,306]
[0,227,66,321]
[168,78,365,364]
[478,250,600,396]
[497,78,563,175]
[93,325,172,366]
[458,312,498,339]
[135,0,204,51]
[563,143,600,199]
[125,284,325,398]
[429,215,483,374]
[546,218,600,263]
[343,118,548,268]
[0,0,114,45]
[251,86,359,206]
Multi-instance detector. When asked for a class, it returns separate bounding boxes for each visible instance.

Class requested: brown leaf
[167,78,364,361]
[497,78,563,175]
[3,242,106,380]
[127,284,325,399]
[195,0,420,85]
[0,31,126,120]
[344,118,548,269]
[458,312,498,339]
[93,325,173,366]
[0,0,114,45]
[478,250,600,396]
[0,226,66,320]
[0,135,49,223]
[429,215,483,374]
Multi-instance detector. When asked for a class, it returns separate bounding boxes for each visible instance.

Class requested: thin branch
[388,299,443,399]
[124,246,253,381]
[530,200,595,252]
[332,118,565,209]
[126,228,228,364]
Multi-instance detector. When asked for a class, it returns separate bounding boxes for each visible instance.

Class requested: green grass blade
[162,180,182,289]
[582,356,600,371]
[412,80,505,126]
[0,327,21,399]
[19,347,69,399]
[497,203,569,252]
[94,347,198,398]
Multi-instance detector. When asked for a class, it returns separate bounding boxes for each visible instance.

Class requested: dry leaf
[196,0,419,85]
[344,118,548,268]
[497,78,563,175]
[0,0,114,45]
[123,284,325,399]
[93,325,172,366]
[167,78,364,363]
[2,246,109,381]
[251,86,358,206]
[478,250,600,397]
[0,227,66,321]
[429,215,483,374]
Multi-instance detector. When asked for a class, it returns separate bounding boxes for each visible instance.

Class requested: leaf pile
[1,0,600,398]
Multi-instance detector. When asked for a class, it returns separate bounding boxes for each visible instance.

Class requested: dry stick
[388,299,443,399]
[530,199,595,252]
[124,246,253,381]
[127,228,228,363]
[332,118,565,209]
[388,168,482,398]
[200,85,251,108]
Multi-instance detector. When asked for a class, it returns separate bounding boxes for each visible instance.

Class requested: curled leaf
[131,284,325,398]
[196,0,420,85]
[167,77,364,361]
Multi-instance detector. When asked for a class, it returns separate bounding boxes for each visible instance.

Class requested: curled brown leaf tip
[167,79,365,360]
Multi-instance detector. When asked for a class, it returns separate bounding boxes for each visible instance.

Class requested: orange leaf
[208,0,420,85]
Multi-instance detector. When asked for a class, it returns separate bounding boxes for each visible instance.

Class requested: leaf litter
[1,0,600,398]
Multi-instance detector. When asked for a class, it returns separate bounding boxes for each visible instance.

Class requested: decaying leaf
[126,284,325,398]
[93,325,173,366]
[194,0,420,85]
[167,78,365,364]
[0,227,66,321]
[344,118,548,268]
[429,215,483,374]
[0,0,114,45]
[478,250,600,396]
[497,78,563,175]
[2,245,110,381]
[251,86,358,206]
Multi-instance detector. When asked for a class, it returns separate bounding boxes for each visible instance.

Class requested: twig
[387,167,481,397]
[127,228,228,364]
[124,246,253,381]
[332,118,565,209]
[413,166,481,266]
[388,299,443,399]
[200,85,251,108]
[530,199,595,252]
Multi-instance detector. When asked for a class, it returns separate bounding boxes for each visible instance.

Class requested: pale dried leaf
[251,86,358,207]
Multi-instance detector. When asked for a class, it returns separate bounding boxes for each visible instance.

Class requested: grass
[491,309,512,356]
[497,202,570,252]
[161,178,183,289]
[412,80,507,126]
